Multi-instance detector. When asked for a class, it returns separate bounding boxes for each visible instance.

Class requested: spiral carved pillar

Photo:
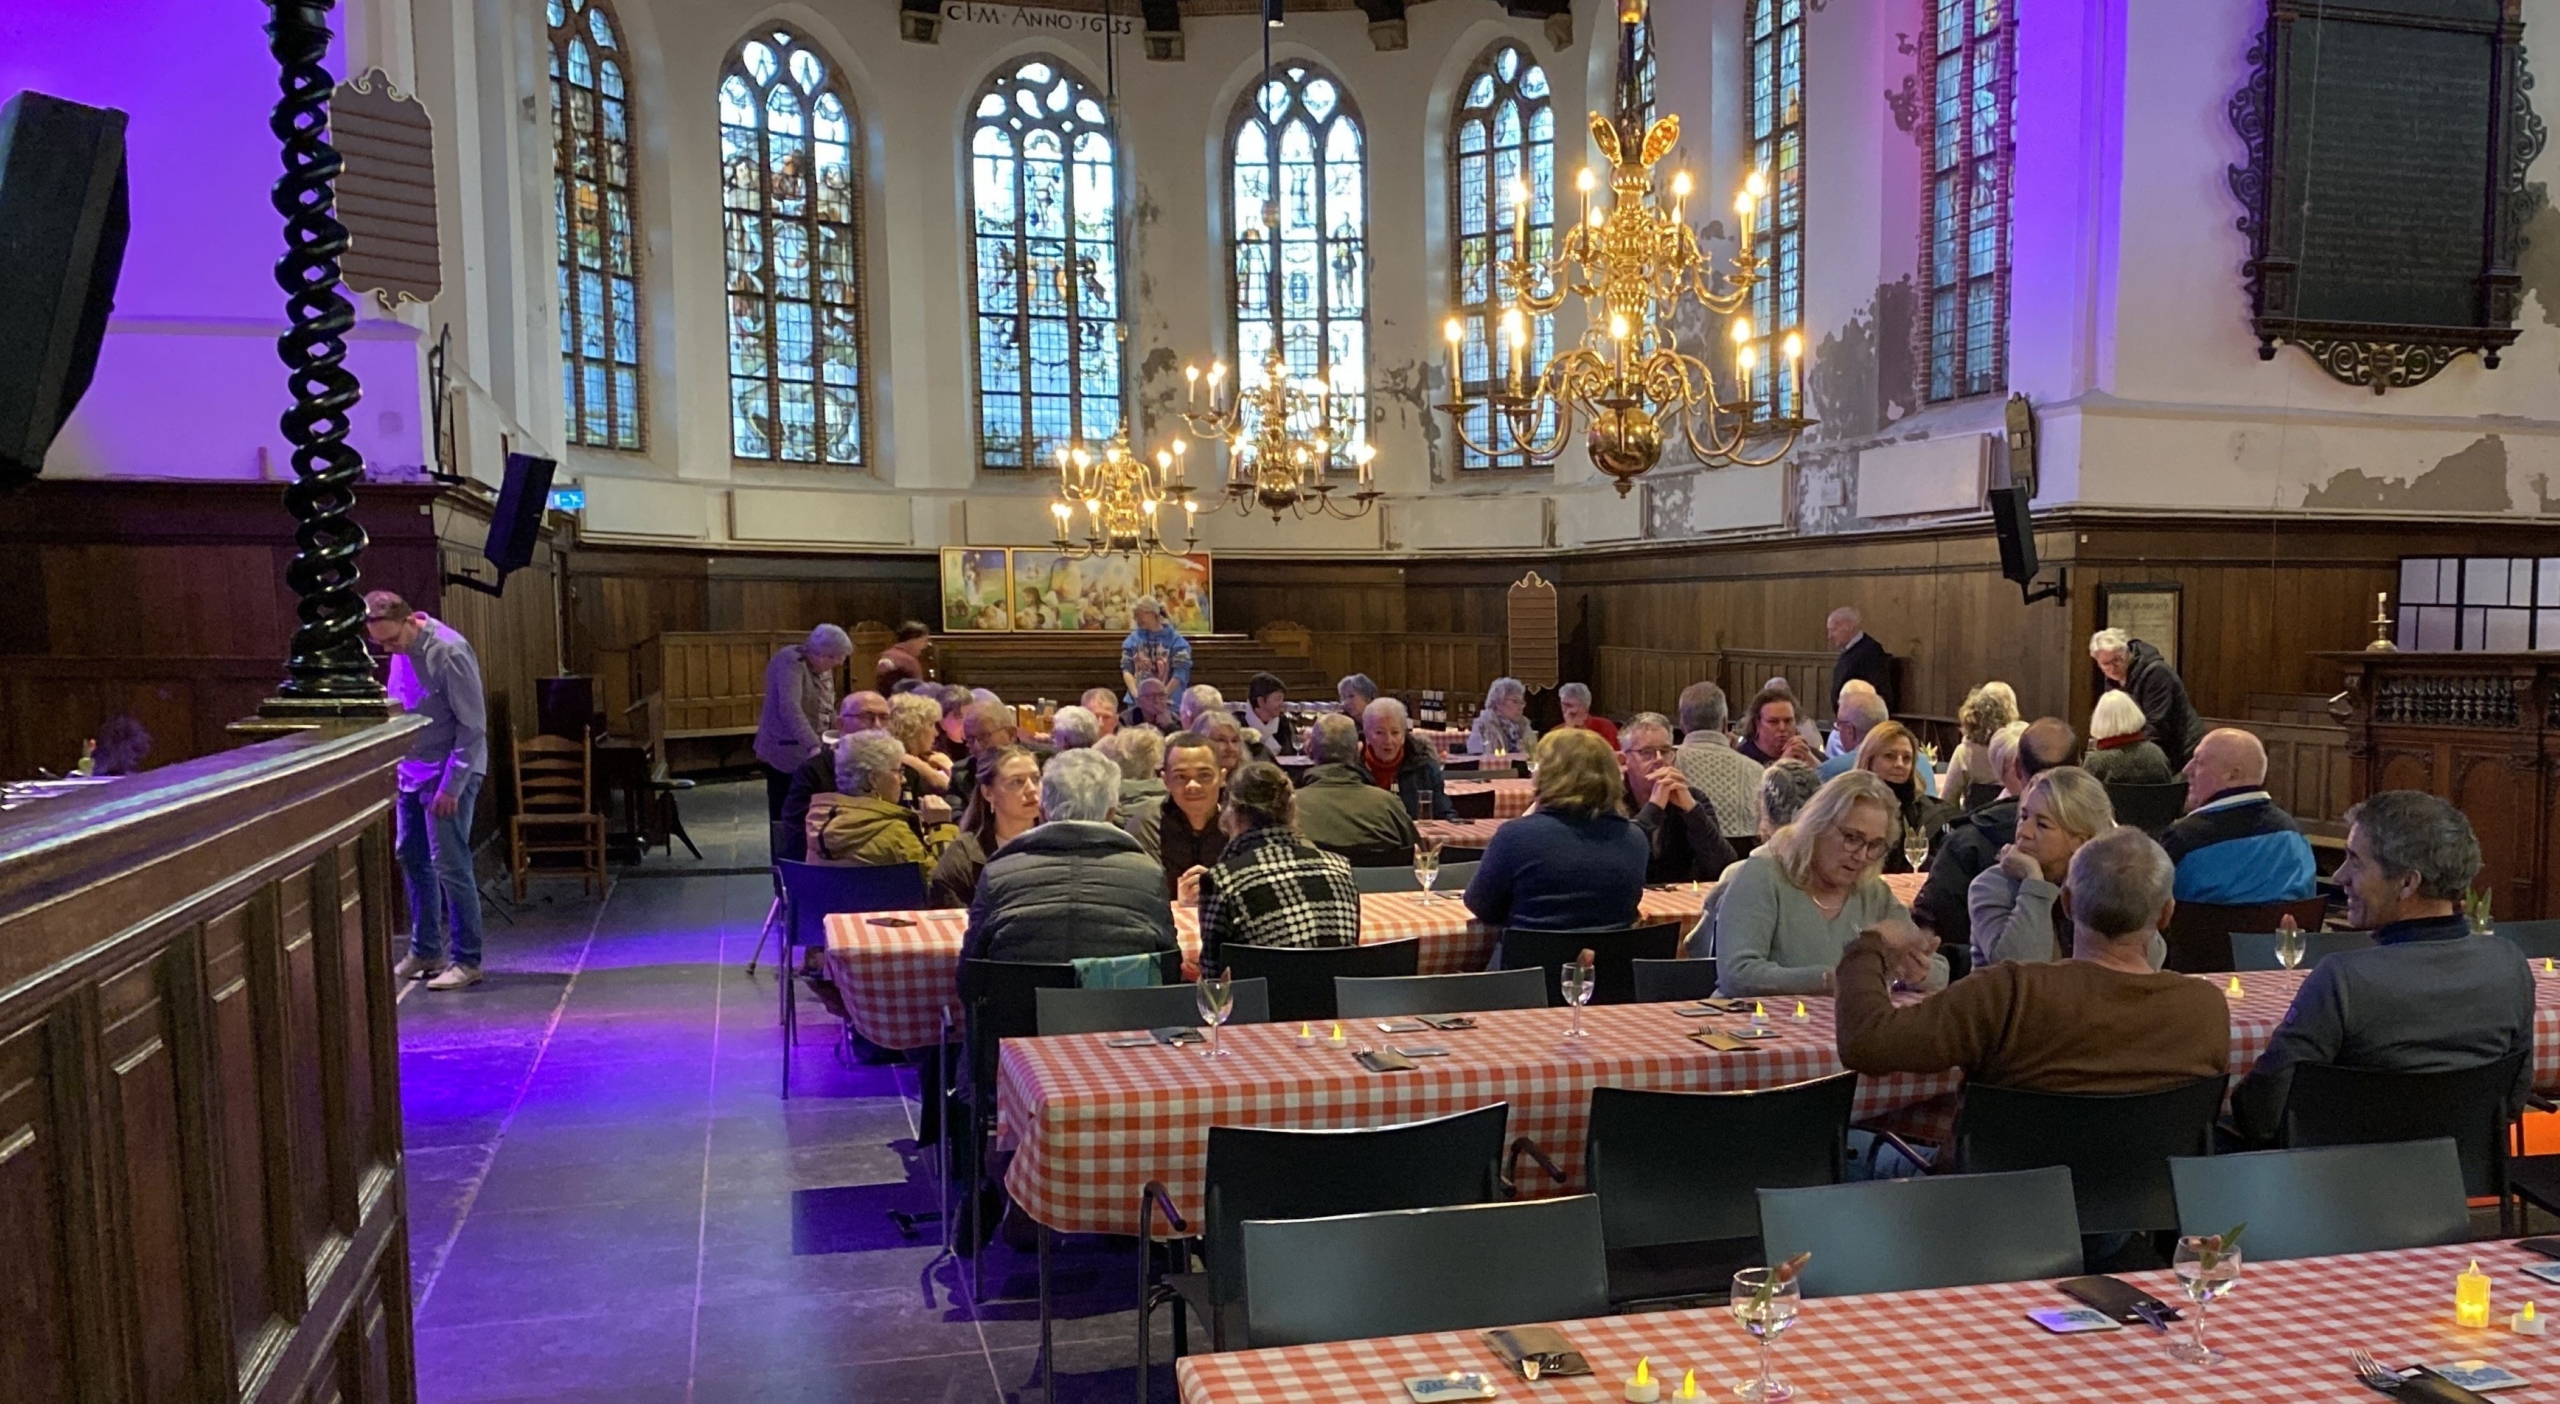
[261,0,388,716]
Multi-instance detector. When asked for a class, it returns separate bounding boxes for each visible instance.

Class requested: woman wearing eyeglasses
[1713,770,1946,997]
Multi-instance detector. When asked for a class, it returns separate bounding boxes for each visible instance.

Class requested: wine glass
[1901,821,1929,873]
[1195,971,1235,1058]
[1413,788,1437,821]
[1560,959,1595,1038]
[2274,919,2305,972]
[1728,1267,1802,1402]
[2168,1234,2242,1365]
[1413,836,1445,903]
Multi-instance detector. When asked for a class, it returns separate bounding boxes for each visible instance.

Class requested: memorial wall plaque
[2226,0,2544,393]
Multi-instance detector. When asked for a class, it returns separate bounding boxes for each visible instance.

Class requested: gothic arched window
[1231,62,1369,456]
[550,0,642,449]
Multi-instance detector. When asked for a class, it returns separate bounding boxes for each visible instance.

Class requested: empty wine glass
[2169,1234,2242,1366]
[1413,836,1445,902]
[1560,958,1595,1038]
[1728,1267,1802,1402]
[1196,971,1235,1058]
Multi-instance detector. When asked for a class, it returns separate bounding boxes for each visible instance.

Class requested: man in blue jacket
[2160,728,2315,904]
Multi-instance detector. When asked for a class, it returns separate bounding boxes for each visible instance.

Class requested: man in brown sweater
[1835,826,2228,1092]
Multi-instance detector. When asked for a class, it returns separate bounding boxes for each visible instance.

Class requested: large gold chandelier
[1440,0,1813,497]
[1177,345,1382,522]
[1048,433,1198,558]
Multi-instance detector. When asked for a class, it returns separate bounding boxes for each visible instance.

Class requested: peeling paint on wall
[2531,472,2560,514]
[1374,357,1442,478]
[2519,192,2560,332]
[2298,434,2513,513]
[1807,276,1916,443]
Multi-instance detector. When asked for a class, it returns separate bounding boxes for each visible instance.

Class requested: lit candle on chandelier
[1443,318,1466,399]
[1735,188,1755,253]
[1610,312,1631,378]
[1050,500,1072,537]
[1171,438,1188,482]
[1731,315,1755,386]
[1502,307,1528,396]
[1208,360,1228,412]
[1185,363,1200,405]
[1577,166,1596,231]
[1671,170,1692,227]
[1355,439,1375,485]
[1783,331,1804,412]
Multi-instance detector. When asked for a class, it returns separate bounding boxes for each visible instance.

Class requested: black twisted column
[262,0,386,715]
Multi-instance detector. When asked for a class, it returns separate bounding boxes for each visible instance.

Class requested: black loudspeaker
[0,92,130,487]
[485,452,557,574]
[1988,483,2037,585]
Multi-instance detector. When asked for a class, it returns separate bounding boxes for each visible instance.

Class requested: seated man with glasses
[1713,771,1945,997]
[1620,712,1735,884]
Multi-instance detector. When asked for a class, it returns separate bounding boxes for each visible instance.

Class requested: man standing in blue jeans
[367,590,490,991]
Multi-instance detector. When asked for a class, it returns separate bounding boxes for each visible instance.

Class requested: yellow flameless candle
[2458,1259,2493,1328]
[1677,1368,1699,1401]
[2227,976,2244,996]
[1623,1356,1658,1404]
[2516,1300,2547,1334]
[1793,1001,1809,1021]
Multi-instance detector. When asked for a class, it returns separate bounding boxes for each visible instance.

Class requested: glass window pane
[1235,61,1369,472]
[1919,0,2012,402]
[552,0,644,448]
[2401,557,2439,606]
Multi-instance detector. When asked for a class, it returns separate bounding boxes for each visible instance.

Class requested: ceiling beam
[1140,0,1184,60]
[1358,0,1407,51]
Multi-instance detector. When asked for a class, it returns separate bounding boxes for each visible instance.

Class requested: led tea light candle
[1327,1022,1347,1047]
[1297,1023,1315,1046]
[1792,1001,1809,1022]
[1750,1001,1769,1028]
[1675,1368,1700,1401]
[2516,1301,2546,1336]
[2458,1259,2493,1329]
[1623,1356,1658,1404]
[2226,976,2245,997]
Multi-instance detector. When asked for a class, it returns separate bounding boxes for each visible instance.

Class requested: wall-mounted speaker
[1988,482,2066,606]
[485,452,557,576]
[0,92,130,487]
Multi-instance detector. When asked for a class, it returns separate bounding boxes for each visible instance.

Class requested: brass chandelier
[1047,433,1198,558]
[1177,342,1381,522]
[1439,0,1813,497]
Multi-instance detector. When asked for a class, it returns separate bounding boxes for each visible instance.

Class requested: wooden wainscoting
[1305,632,1510,701]
[1593,646,1722,720]
[0,719,420,1404]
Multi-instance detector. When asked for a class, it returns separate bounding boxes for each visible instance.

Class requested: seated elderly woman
[809,731,959,880]
[928,744,1042,909]
[1464,728,1648,932]
[1557,682,1620,749]
[1361,697,1455,820]
[1046,704,1102,752]
[1468,676,1536,757]
[1713,770,1946,997]
[2084,689,2174,785]
[1684,757,1826,957]
[1969,766,2166,970]
[1196,762,1360,977]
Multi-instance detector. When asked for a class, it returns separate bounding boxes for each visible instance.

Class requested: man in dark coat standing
[2089,629,2200,768]
[1828,607,1894,714]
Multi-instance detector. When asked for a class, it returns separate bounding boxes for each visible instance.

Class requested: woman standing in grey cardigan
[1715,771,1946,996]
[1970,767,2168,969]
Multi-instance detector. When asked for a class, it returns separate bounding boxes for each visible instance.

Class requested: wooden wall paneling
[0,1011,91,1404]
[95,933,220,1404]
[204,900,288,1379]
[276,866,339,1283]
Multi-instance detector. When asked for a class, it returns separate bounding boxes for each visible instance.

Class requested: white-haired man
[1827,606,1893,712]
[2089,626,2199,768]
[756,622,852,820]
[1047,704,1101,752]
[1674,681,1763,840]
[1816,686,1938,792]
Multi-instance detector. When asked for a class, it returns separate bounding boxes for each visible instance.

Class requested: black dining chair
[1629,957,1722,1004]
[1449,788,1499,819]
[1033,979,1271,1036]
[2161,896,2332,973]
[2282,1052,2527,1216]
[2103,780,2188,834]
[1240,1196,1611,1348]
[2226,928,2374,971]
[2496,920,2560,962]
[1757,1167,2085,1298]
[1498,923,1684,1005]
[1952,1078,2228,1238]
[773,858,928,1097]
[2168,1141,2471,1262]
[1332,967,1549,1018]
[1219,939,1421,1022]
[1135,1104,1512,1390]
[1585,1075,1857,1307]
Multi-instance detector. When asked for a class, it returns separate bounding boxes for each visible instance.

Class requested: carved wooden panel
[0,1016,84,1404]
[2333,653,2560,919]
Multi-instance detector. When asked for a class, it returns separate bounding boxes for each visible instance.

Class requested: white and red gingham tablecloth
[1443,778,1538,819]
[1178,1240,2560,1404]
[999,964,2560,1238]
[822,887,1713,1053]
[1417,818,1508,850]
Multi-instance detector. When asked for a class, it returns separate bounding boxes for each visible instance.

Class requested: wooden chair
[509,734,607,900]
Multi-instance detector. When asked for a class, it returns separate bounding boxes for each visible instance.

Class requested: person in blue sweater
[1464,728,1648,932]
[2160,728,2316,904]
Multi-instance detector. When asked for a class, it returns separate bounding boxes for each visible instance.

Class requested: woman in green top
[1713,770,1946,997]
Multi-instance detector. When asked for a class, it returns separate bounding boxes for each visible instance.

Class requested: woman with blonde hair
[2083,689,2173,785]
[1713,770,1945,996]
[1968,766,2166,970]
[1852,719,1940,873]
[885,692,954,802]
[1463,728,1646,932]
[1937,681,2019,801]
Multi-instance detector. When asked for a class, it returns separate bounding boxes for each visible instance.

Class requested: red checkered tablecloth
[1443,778,1538,819]
[1417,818,1507,850]
[1413,727,1467,756]
[822,886,1712,1053]
[1179,1240,2558,1404]
[997,961,2560,1238]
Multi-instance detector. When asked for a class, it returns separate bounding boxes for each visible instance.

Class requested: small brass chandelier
[1176,344,1381,522]
[1439,0,1814,497]
[1047,433,1198,558]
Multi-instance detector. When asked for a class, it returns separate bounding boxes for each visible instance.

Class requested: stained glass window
[1621,10,1657,133]
[1924,0,2015,402]
[1748,0,1804,419]
[549,0,641,450]
[969,58,1123,472]
[1450,43,1556,471]
[720,29,865,465]
[1231,62,1368,460]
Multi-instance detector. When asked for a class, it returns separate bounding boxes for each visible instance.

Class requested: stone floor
[398,779,1167,1404]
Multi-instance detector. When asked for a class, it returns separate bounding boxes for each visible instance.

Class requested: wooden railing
[0,719,420,1404]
